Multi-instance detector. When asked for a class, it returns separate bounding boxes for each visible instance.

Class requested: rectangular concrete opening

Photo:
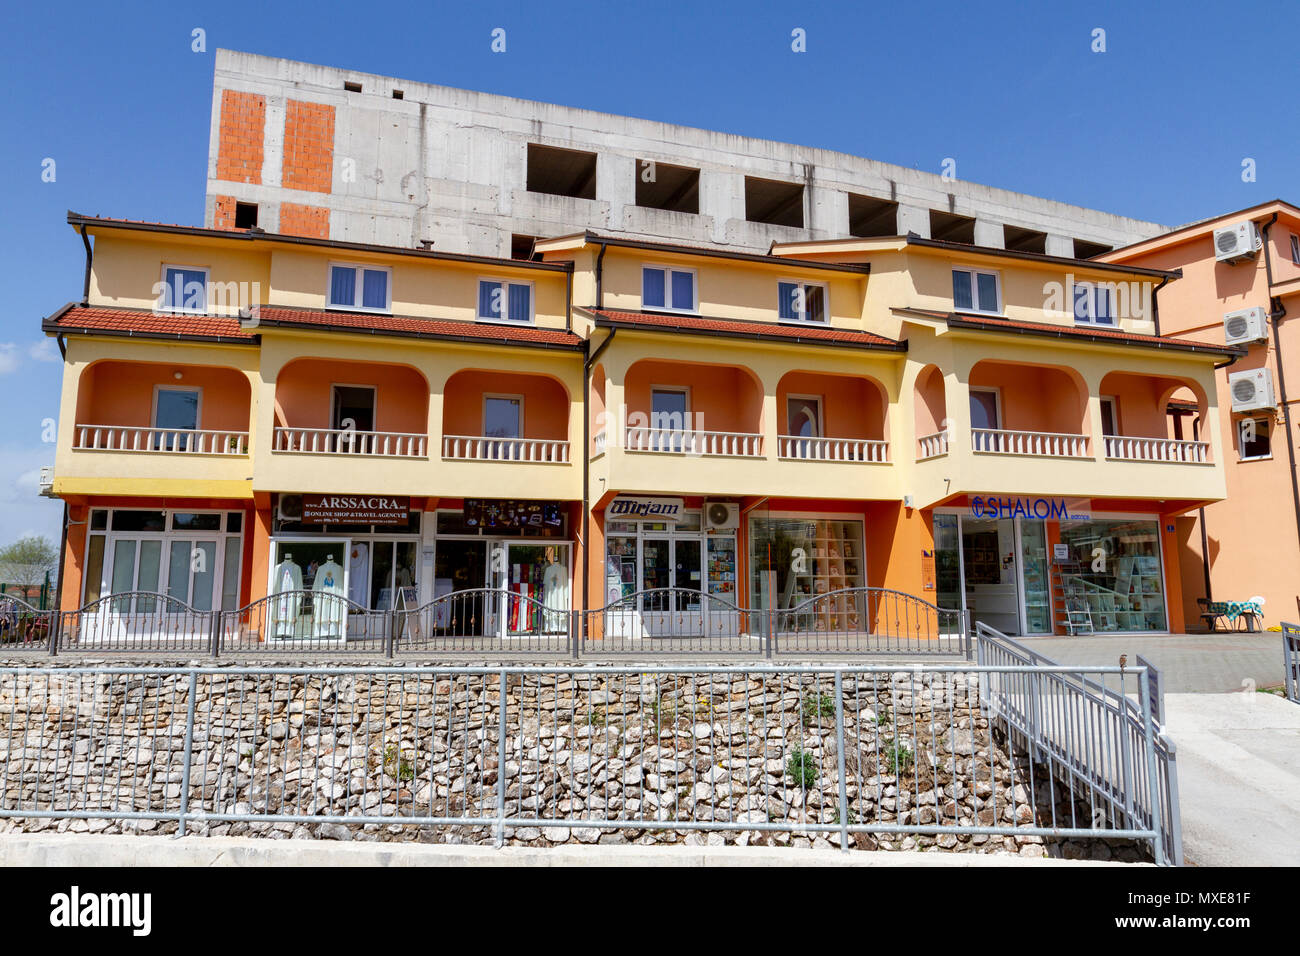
[511,234,541,261]
[343,81,362,93]
[930,210,976,244]
[1004,225,1047,254]
[848,194,898,237]
[745,176,804,228]
[527,144,597,200]
[635,160,699,214]
[234,202,258,229]
[1074,238,1113,259]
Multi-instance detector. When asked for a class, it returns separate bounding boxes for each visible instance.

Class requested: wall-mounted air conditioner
[38,466,54,498]
[1223,307,1268,346]
[1214,221,1262,264]
[1229,368,1275,412]
[704,501,739,531]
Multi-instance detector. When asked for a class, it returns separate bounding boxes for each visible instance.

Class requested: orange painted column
[865,502,934,632]
[1159,516,1186,633]
[60,502,88,611]
[249,503,274,605]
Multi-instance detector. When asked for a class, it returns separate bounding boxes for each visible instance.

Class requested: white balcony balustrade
[1104,436,1211,464]
[74,425,249,456]
[777,435,889,463]
[971,428,1091,459]
[442,435,571,463]
[273,427,427,458]
[625,427,763,458]
[916,430,950,461]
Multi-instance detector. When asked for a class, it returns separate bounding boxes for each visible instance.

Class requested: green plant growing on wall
[786,747,818,788]
[802,692,836,726]
[383,745,415,782]
[885,740,913,774]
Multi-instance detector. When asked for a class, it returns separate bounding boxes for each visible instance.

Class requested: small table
[1207,600,1262,632]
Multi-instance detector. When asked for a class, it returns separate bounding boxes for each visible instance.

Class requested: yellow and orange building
[44,212,1241,637]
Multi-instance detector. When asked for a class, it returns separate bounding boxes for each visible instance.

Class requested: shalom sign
[302,494,410,526]
[969,496,1091,521]
[608,496,685,521]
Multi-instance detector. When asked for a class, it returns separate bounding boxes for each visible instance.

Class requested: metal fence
[0,595,54,653]
[0,659,1172,862]
[30,587,970,660]
[1282,622,1300,704]
[974,622,1181,866]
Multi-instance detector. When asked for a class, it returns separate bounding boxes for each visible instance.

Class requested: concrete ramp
[1164,693,1300,867]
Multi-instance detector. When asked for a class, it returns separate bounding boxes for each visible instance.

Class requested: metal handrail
[0,595,55,653]
[1282,622,1300,704]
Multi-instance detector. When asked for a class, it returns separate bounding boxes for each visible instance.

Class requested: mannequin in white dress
[542,550,569,634]
[348,543,369,606]
[312,555,347,638]
[271,553,303,638]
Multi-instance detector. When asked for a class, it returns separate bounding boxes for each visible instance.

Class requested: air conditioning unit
[1229,368,1275,412]
[276,494,304,522]
[1214,221,1262,264]
[704,501,739,531]
[37,466,55,498]
[1223,307,1269,345]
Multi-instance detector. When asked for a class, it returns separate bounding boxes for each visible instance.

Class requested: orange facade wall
[282,100,335,194]
[969,361,1088,434]
[74,361,251,432]
[776,371,886,440]
[215,90,265,185]
[443,370,569,439]
[274,359,428,433]
[623,360,763,433]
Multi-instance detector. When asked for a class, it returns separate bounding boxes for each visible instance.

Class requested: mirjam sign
[608,496,684,520]
[969,496,1090,520]
[302,495,410,526]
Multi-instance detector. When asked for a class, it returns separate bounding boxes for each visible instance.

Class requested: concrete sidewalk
[1163,692,1300,867]
[0,833,1138,867]
[1023,632,1283,693]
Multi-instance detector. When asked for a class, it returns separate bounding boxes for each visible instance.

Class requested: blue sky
[0,0,1296,546]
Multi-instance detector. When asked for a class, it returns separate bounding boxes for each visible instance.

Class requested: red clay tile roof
[43,304,256,340]
[43,304,584,349]
[896,307,1241,356]
[589,308,904,350]
[253,306,583,348]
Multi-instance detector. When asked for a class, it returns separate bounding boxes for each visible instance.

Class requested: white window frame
[642,264,699,315]
[327,261,393,314]
[1237,416,1272,462]
[777,279,830,325]
[151,385,203,431]
[969,386,1003,431]
[952,266,1001,315]
[330,383,378,431]
[1073,280,1116,327]
[785,393,824,436]
[476,276,536,325]
[1099,396,1120,436]
[159,264,210,314]
[483,393,525,439]
[650,385,692,429]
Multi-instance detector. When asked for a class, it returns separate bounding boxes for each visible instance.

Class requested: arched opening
[967,359,1089,456]
[443,369,571,462]
[274,357,429,457]
[776,370,889,462]
[913,364,947,459]
[1101,371,1213,462]
[622,358,764,455]
[73,359,251,454]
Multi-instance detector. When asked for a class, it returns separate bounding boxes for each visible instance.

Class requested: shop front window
[1058,519,1165,632]
[749,517,864,612]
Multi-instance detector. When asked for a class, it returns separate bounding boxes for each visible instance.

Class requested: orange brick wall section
[215,90,265,185]
[283,100,335,193]
[212,195,238,230]
[279,202,330,239]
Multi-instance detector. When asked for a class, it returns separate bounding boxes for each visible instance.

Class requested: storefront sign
[969,496,1091,521]
[301,495,410,526]
[463,499,562,532]
[1053,543,1070,560]
[608,496,685,521]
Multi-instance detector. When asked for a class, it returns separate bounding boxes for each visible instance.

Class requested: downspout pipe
[1260,213,1300,560]
[581,327,616,629]
[1150,274,1172,338]
[594,243,607,311]
[79,225,92,305]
